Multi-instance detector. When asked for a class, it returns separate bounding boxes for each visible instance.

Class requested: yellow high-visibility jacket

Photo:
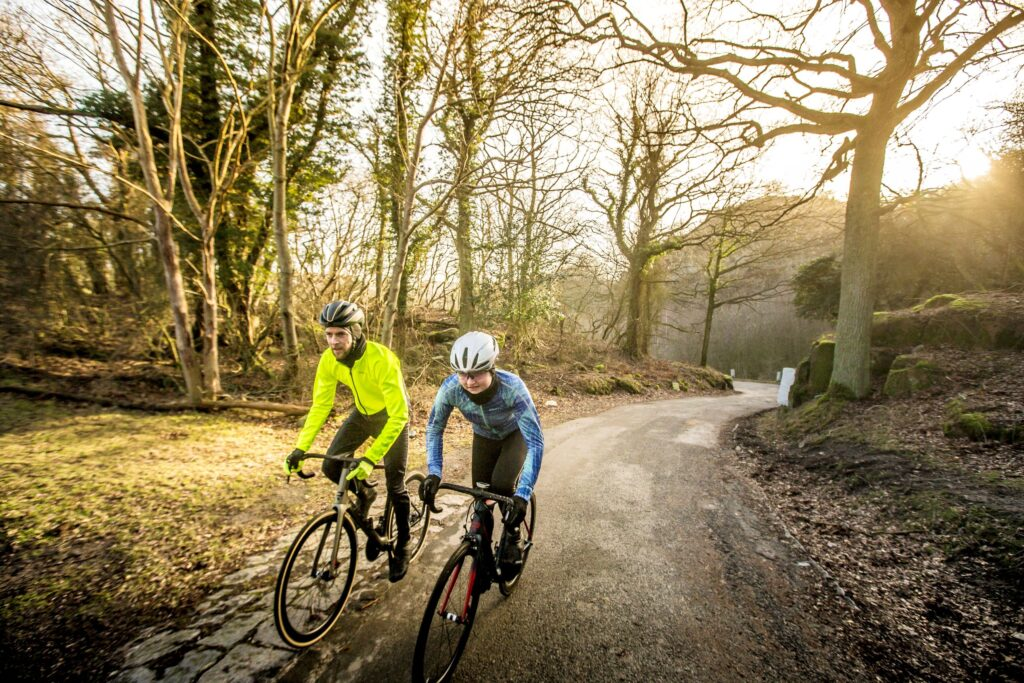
[295,342,409,463]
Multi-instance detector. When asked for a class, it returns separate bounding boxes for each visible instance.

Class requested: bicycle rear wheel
[412,541,479,683]
[273,509,357,648]
[499,493,536,596]
[386,472,431,562]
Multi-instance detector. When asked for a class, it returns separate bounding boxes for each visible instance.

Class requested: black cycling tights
[471,429,527,499]
[321,408,409,505]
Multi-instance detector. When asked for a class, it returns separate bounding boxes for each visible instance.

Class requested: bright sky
[619,0,1022,199]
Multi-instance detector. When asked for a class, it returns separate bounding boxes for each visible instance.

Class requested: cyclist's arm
[295,351,338,452]
[511,380,544,501]
[362,349,410,465]
[425,379,457,478]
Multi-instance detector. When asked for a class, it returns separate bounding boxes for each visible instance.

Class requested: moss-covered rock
[882,355,941,398]
[789,357,813,407]
[692,367,733,391]
[583,376,615,395]
[873,292,1024,351]
[614,375,645,394]
[808,340,835,395]
[944,398,1023,443]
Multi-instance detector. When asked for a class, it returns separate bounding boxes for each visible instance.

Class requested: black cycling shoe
[388,539,410,583]
[365,536,383,562]
[499,529,525,578]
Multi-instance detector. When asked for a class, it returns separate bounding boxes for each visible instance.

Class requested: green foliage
[613,375,644,394]
[583,375,615,395]
[791,255,841,321]
[778,394,847,439]
[79,89,133,127]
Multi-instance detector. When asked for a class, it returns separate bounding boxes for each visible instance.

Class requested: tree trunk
[700,243,724,367]
[380,220,410,348]
[454,178,476,331]
[200,230,221,395]
[374,186,387,312]
[271,95,300,378]
[623,256,650,359]
[830,128,889,398]
[155,210,204,402]
[101,0,202,405]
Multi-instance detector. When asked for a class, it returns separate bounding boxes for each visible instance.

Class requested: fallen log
[0,385,309,416]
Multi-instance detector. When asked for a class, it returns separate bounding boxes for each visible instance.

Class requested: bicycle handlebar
[289,452,385,481]
[433,482,515,514]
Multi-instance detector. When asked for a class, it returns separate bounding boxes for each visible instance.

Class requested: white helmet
[450,331,499,373]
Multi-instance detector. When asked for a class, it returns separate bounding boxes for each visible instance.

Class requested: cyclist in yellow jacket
[284,300,413,582]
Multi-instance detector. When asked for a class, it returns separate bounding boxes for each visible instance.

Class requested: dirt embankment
[733,292,1024,680]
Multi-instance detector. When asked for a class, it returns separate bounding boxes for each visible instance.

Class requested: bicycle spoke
[274,511,357,648]
[415,545,477,682]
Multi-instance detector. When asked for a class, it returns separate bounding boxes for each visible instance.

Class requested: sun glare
[958,147,991,181]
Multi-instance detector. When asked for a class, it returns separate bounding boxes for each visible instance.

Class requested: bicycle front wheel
[273,509,358,648]
[387,472,431,563]
[499,493,536,597]
[412,541,480,683]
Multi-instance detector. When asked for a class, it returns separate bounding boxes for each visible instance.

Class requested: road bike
[412,482,536,682]
[273,453,431,648]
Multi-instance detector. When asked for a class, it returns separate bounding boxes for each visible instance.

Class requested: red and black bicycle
[412,481,536,682]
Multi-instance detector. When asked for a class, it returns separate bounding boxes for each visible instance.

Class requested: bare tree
[378,2,460,347]
[584,68,750,358]
[438,0,566,331]
[682,200,820,366]
[96,0,204,403]
[477,108,590,349]
[263,0,367,377]
[570,0,1024,395]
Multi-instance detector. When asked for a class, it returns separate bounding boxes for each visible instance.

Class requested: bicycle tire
[412,541,479,683]
[273,509,358,648]
[386,472,431,563]
[498,493,536,596]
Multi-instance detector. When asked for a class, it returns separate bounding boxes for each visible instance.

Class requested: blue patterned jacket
[425,370,544,500]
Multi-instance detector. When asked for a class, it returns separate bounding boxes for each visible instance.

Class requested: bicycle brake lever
[297,470,315,479]
[428,502,443,514]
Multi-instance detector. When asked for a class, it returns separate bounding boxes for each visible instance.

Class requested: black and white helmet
[450,331,499,373]
[318,300,364,329]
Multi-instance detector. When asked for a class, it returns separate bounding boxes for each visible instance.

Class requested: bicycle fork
[437,559,476,625]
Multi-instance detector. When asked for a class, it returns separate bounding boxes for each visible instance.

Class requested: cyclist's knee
[321,459,341,484]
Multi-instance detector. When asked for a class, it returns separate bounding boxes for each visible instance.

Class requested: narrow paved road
[280,382,858,682]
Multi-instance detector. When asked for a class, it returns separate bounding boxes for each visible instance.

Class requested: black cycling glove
[284,448,305,475]
[505,495,528,527]
[421,474,441,507]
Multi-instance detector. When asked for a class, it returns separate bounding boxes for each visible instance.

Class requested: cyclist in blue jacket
[420,331,544,576]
